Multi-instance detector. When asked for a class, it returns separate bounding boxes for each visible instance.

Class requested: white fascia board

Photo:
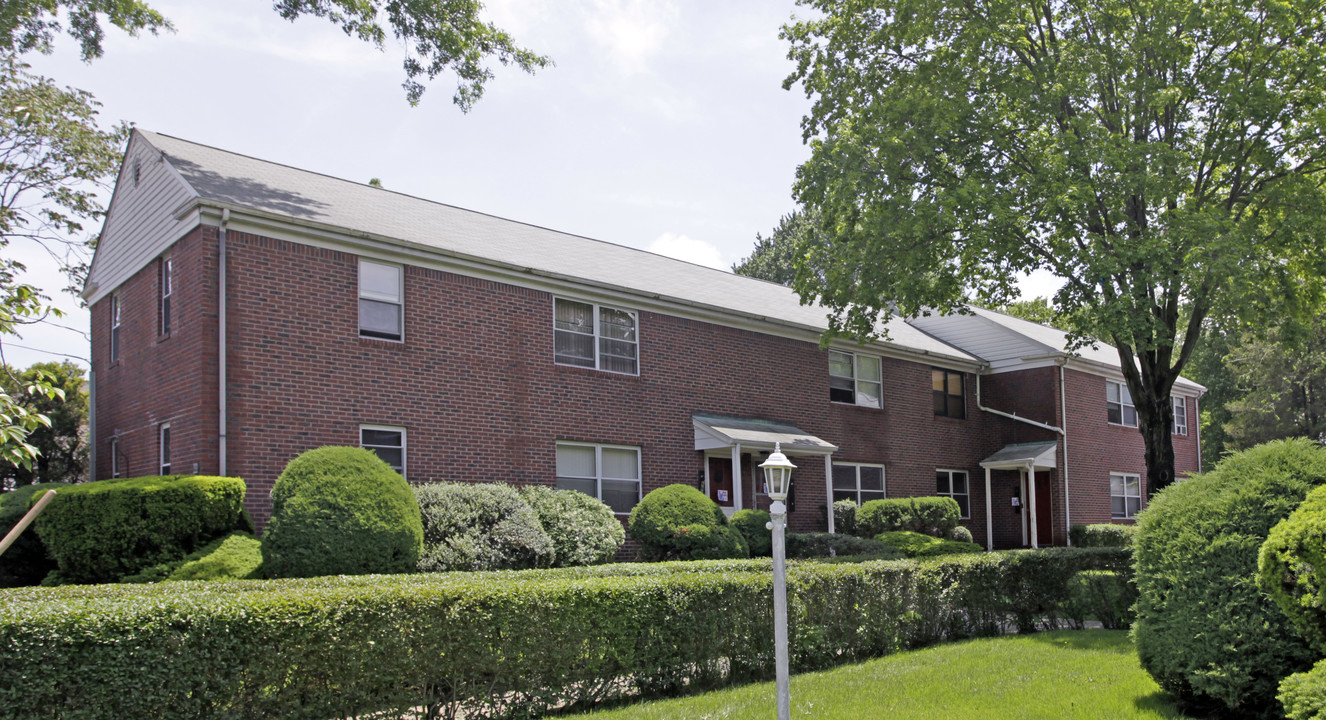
[1060,356,1207,396]
[191,201,987,373]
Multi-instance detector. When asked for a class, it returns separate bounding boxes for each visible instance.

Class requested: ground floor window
[936,469,970,518]
[1111,472,1142,518]
[556,442,641,513]
[832,463,885,505]
[361,425,406,476]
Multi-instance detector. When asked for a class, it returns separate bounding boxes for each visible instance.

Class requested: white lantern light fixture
[760,442,797,501]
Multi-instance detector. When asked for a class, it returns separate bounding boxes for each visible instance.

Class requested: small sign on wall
[717,490,729,502]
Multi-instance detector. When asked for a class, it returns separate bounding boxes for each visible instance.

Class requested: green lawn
[564,630,1187,719]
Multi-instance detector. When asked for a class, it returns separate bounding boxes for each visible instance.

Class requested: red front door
[708,456,734,507]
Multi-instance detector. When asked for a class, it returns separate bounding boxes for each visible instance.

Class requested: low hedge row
[0,547,1128,720]
[856,496,961,538]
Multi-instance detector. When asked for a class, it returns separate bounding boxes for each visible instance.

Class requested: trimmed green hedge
[1068,523,1135,547]
[262,447,422,578]
[121,532,263,583]
[1281,659,1326,720]
[0,483,66,587]
[0,547,1127,719]
[857,496,961,538]
[629,484,748,560]
[875,531,983,558]
[786,532,900,560]
[32,476,247,584]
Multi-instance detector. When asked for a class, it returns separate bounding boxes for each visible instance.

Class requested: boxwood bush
[785,532,900,559]
[262,447,422,578]
[628,484,748,560]
[1260,482,1326,719]
[416,482,554,572]
[832,499,858,536]
[1133,438,1326,719]
[520,485,624,567]
[120,532,263,583]
[0,547,1128,719]
[1068,523,1135,547]
[875,531,983,558]
[857,497,961,538]
[32,475,247,584]
[1064,570,1136,630]
[730,509,772,556]
[0,483,66,587]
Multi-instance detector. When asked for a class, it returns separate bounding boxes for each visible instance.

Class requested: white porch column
[984,467,994,551]
[824,453,835,534]
[731,443,743,510]
[1027,463,1039,549]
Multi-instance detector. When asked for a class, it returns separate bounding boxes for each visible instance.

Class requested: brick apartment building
[83,130,1204,549]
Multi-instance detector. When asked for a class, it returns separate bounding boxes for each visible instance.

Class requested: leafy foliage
[1064,570,1136,630]
[120,531,262,583]
[785,531,899,560]
[0,547,1128,719]
[415,481,553,572]
[948,525,973,544]
[520,484,623,567]
[731,211,819,286]
[730,508,771,556]
[262,447,422,579]
[1133,438,1326,717]
[0,482,65,586]
[1068,523,1136,548]
[32,474,247,584]
[1280,660,1326,720]
[782,0,1326,496]
[0,362,85,488]
[628,484,748,561]
[0,0,171,61]
[831,498,857,536]
[874,531,982,558]
[992,298,1067,331]
[856,496,961,538]
[1260,484,1326,653]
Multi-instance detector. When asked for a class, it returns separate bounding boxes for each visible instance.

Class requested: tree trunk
[1138,394,1176,499]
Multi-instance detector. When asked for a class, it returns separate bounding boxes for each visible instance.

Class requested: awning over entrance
[978,440,1060,551]
[692,413,841,532]
[692,413,838,454]
[980,441,1058,470]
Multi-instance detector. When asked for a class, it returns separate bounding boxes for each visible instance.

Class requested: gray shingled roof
[141,130,978,364]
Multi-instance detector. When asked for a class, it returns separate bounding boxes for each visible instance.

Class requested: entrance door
[708,456,734,507]
[1034,471,1053,545]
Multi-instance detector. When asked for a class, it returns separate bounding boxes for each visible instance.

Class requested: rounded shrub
[1133,438,1326,718]
[950,525,974,544]
[857,496,960,538]
[731,509,772,556]
[416,482,554,572]
[628,484,748,561]
[261,446,423,578]
[0,483,66,587]
[832,499,859,536]
[1260,483,1326,652]
[519,485,623,567]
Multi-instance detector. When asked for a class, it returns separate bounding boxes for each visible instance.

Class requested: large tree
[782,0,1326,495]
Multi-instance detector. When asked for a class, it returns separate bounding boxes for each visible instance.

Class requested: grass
[563,630,1187,719]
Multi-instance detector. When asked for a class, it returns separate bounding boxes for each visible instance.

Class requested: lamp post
[760,442,796,720]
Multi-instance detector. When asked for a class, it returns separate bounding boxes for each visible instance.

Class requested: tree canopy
[0,361,85,488]
[782,0,1326,493]
[731,211,818,286]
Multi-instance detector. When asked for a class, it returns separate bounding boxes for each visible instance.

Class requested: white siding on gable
[908,312,1052,369]
[84,132,200,305]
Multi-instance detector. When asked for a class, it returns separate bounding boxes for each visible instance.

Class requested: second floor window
[110,293,122,363]
[159,255,173,335]
[553,298,638,374]
[1107,380,1138,427]
[1172,396,1188,436]
[932,368,965,418]
[359,259,403,341]
[829,350,882,408]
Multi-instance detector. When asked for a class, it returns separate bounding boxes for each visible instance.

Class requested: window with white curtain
[359,259,403,341]
[553,298,638,374]
[828,350,882,408]
[556,442,641,513]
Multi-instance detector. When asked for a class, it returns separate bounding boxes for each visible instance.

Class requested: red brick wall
[92,227,1185,551]
[91,225,219,483]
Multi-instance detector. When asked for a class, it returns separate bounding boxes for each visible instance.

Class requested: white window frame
[358,258,404,342]
[110,436,120,478]
[932,367,966,418]
[552,297,639,376]
[110,293,121,363]
[1172,396,1188,436]
[160,254,173,335]
[159,422,171,475]
[936,468,971,519]
[1107,380,1138,427]
[360,424,406,476]
[1111,472,1142,519]
[831,462,886,505]
[828,349,883,408]
[555,441,642,514]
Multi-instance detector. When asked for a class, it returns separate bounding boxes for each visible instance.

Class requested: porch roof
[980,440,1059,470]
[692,413,838,455]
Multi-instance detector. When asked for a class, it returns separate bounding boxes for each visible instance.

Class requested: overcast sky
[11,0,1061,370]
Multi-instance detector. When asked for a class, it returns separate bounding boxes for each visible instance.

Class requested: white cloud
[647,232,728,270]
[1015,269,1067,300]
[585,0,678,75]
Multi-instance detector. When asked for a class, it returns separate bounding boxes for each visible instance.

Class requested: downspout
[976,372,1069,544]
[1194,395,1203,473]
[1059,364,1073,545]
[88,369,96,481]
[976,373,1065,435]
[218,209,229,476]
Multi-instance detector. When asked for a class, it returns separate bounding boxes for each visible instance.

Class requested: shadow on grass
[1134,691,1192,718]
[1021,628,1136,654]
